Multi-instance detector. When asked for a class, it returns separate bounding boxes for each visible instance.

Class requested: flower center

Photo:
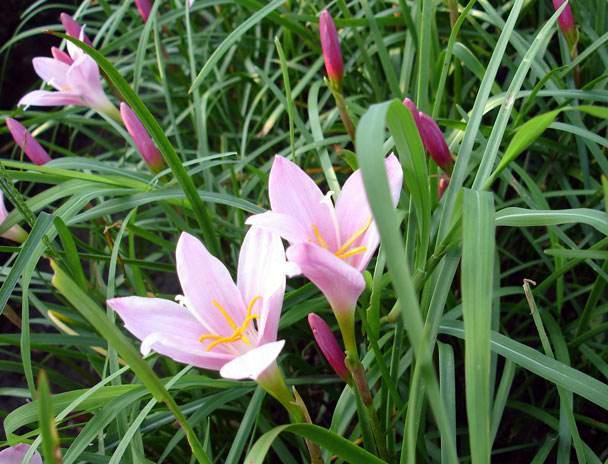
[198,296,261,351]
[312,217,372,260]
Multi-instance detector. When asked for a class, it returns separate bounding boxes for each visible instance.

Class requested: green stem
[330,81,356,145]
[257,363,322,464]
[336,311,389,460]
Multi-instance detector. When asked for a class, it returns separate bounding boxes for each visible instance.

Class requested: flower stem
[329,80,356,145]
[257,363,322,464]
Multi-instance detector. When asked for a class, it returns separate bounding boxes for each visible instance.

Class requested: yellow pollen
[336,246,367,259]
[312,224,329,249]
[198,296,261,351]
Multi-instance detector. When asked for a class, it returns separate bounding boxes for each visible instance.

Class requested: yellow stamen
[198,296,261,351]
[334,217,373,257]
[336,246,367,259]
[312,224,329,249]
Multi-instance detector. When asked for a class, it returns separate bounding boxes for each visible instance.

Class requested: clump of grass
[0,1,607,463]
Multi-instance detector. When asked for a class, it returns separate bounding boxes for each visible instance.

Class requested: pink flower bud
[135,0,152,22]
[438,173,450,198]
[51,46,73,65]
[120,103,165,172]
[5,118,52,165]
[60,13,92,46]
[319,10,344,84]
[552,0,576,37]
[308,313,349,381]
[403,98,453,172]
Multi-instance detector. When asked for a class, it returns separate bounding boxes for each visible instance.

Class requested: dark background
[1,0,80,109]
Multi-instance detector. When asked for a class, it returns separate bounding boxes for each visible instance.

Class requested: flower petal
[108,296,232,370]
[219,340,285,380]
[67,55,112,111]
[286,243,365,315]
[32,57,70,91]
[176,232,246,335]
[245,211,309,244]
[18,90,82,108]
[5,118,51,165]
[0,444,42,464]
[335,154,402,270]
[237,227,286,344]
[269,156,338,249]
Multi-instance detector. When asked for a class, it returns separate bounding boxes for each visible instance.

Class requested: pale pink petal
[286,243,365,315]
[60,13,92,46]
[0,190,8,223]
[32,57,70,91]
[51,47,73,65]
[335,154,402,270]
[135,0,152,22]
[0,191,27,243]
[18,90,82,107]
[176,232,246,335]
[0,444,42,464]
[237,227,285,344]
[219,340,285,380]
[245,211,309,244]
[269,156,338,249]
[66,55,112,112]
[108,296,232,370]
[5,118,52,165]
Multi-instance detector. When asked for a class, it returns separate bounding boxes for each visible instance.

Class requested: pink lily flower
[403,98,453,173]
[0,191,27,243]
[308,313,349,381]
[18,18,118,120]
[0,444,42,464]
[134,0,152,22]
[5,118,52,165]
[319,9,344,85]
[60,13,92,46]
[107,227,287,381]
[246,155,402,318]
[120,103,165,172]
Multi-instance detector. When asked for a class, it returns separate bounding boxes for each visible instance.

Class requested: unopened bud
[308,313,349,381]
[319,10,344,85]
[120,103,165,173]
[5,118,51,166]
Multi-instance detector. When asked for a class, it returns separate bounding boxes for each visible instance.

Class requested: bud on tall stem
[120,103,165,173]
[5,118,52,165]
[553,0,577,49]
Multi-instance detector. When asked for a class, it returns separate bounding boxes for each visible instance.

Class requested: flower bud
[60,13,92,46]
[120,103,165,172]
[308,313,349,381]
[135,0,152,22]
[403,98,453,172]
[5,118,51,166]
[319,10,344,85]
[552,0,576,43]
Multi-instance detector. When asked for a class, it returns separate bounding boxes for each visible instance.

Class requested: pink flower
[120,103,164,172]
[60,13,92,46]
[319,9,344,84]
[134,0,152,22]
[0,444,42,464]
[553,0,576,36]
[18,18,118,119]
[403,98,453,172]
[438,173,450,198]
[108,227,287,381]
[5,118,51,165]
[308,313,349,381]
[0,191,27,243]
[246,155,402,316]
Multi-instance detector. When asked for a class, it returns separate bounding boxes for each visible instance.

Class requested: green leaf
[462,189,495,463]
[244,423,387,464]
[496,207,608,236]
[37,371,61,464]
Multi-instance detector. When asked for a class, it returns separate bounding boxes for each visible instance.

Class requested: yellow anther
[312,225,329,249]
[211,299,238,330]
[336,245,367,259]
[334,217,373,257]
[198,296,261,351]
